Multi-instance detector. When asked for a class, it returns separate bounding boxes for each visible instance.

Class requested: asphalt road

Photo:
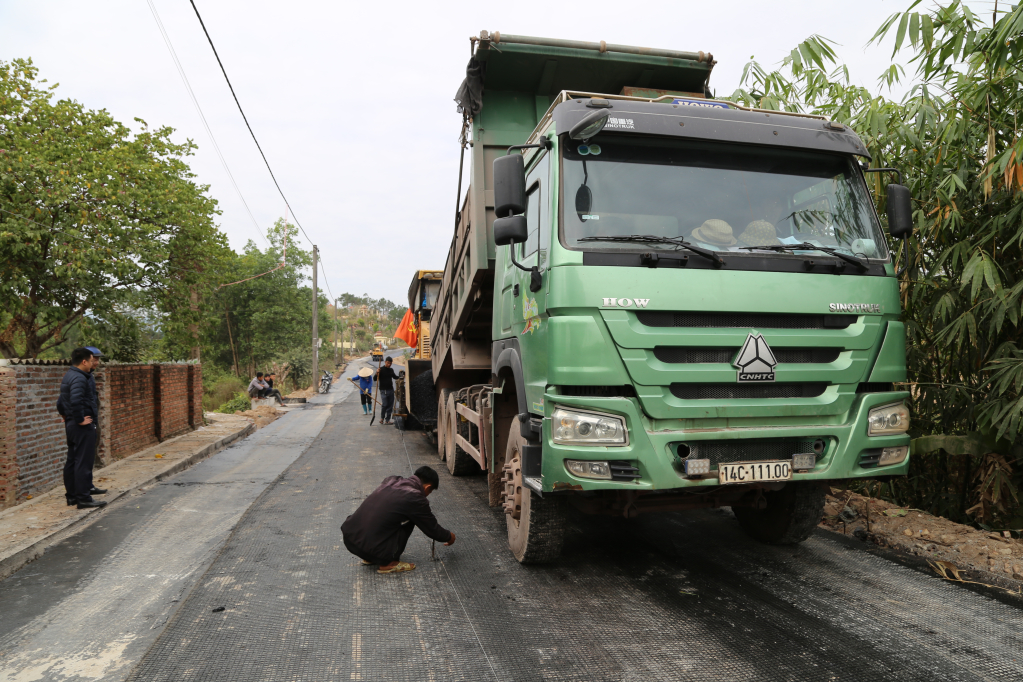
[117,381,1021,681]
[2,358,1021,681]
[0,369,355,682]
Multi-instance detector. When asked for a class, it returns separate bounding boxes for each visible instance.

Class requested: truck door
[499,153,550,338]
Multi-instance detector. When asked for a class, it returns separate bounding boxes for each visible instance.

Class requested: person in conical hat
[352,367,374,414]
[690,219,737,248]
[738,220,781,248]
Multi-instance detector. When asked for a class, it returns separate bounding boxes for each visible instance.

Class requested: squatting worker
[352,367,373,415]
[375,356,401,425]
[341,466,455,574]
[57,347,107,509]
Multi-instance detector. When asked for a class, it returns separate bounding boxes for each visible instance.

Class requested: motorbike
[318,369,333,394]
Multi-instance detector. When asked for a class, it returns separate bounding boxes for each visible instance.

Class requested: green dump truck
[424,31,912,564]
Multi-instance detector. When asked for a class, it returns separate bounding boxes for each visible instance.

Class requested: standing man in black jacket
[375,357,401,425]
[58,347,107,509]
[341,466,455,574]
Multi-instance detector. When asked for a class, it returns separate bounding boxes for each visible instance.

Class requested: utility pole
[333,297,339,367]
[311,245,319,388]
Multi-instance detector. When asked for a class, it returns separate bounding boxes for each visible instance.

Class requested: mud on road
[128,390,1023,682]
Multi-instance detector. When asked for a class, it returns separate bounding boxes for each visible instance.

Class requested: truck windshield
[562,136,888,261]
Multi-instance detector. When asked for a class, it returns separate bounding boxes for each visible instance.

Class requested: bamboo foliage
[729,2,1023,526]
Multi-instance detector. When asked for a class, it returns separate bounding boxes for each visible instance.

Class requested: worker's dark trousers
[63,421,97,502]
[343,523,415,565]
[379,389,394,421]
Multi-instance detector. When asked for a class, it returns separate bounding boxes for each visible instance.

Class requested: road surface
[2,358,1021,681]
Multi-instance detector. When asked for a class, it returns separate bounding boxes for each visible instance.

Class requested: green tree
[204,219,331,384]
[0,58,226,358]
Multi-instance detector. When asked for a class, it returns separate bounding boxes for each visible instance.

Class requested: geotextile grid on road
[126,391,1023,681]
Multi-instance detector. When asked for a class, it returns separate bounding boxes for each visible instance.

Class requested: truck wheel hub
[502,453,523,521]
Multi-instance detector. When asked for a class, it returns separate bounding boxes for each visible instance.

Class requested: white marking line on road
[412,614,437,682]
[350,632,362,681]
[397,429,500,682]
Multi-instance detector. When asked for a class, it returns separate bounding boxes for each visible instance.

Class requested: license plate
[718,460,792,484]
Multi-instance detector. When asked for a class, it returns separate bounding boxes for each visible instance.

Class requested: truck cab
[428,32,911,564]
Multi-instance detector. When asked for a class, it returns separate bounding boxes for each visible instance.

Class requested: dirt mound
[234,405,285,429]
[821,490,1023,582]
[285,386,316,399]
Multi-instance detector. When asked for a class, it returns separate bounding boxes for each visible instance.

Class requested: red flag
[394,309,418,348]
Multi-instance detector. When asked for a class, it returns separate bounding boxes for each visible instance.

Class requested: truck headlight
[552,407,627,445]
[867,402,910,436]
[565,460,612,479]
[878,446,909,466]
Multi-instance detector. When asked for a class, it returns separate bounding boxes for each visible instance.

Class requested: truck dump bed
[431,32,716,387]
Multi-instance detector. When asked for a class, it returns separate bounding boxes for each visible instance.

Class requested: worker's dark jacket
[57,366,98,425]
[341,475,451,560]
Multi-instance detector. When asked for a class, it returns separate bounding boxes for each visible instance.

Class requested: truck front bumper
[539,391,911,493]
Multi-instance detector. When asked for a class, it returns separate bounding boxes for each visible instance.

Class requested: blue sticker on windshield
[578,144,590,155]
[673,98,730,109]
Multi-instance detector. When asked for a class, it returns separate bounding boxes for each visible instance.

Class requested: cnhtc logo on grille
[733,334,777,383]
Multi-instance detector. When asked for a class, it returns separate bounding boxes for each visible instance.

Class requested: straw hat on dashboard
[739,220,781,247]
[691,219,737,246]
[358,367,373,378]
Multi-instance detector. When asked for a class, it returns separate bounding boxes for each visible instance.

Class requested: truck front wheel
[733,482,827,545]
[502,425,564,563]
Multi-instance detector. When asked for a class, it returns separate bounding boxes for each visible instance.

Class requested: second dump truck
[414,32,913,563]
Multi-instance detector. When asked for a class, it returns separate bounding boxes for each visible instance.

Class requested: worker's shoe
[89,487,107,495]
[77,499,108,509]
[378,561,415,574]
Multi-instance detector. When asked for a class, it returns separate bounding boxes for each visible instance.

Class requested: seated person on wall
[262,372,285,404]
[247,372,269,399]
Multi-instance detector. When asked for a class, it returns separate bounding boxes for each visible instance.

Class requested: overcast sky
[1,0,969,306]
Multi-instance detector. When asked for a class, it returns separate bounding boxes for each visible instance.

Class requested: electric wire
[394,422,501,682]
[187,0,317,251]
[145,0,268,246]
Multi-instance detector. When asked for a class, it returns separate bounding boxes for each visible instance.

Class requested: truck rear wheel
[436,389,451,461]
[502,425,564,563]
[733,482,827,545]
[445,394,476,475]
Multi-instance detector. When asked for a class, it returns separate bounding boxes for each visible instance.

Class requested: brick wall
[105,365,158,462]
[12,365,69,502]
[0,361,204,509]
[0,368,17,509]
[155,364,190,441]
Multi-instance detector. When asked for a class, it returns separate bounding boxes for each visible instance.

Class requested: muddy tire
[436,389,451,460]
[445,394,477,475]
[734,482,827,545]
[503,424,564,563]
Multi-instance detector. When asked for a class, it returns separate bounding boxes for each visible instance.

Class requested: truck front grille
[670,383,828,400]
[655,347,841,364]
[677,438,824,469]
[637,311,856,330]
[560,385,637,398]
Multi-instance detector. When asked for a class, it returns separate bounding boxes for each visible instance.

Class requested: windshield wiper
[738,242,869,271]
[578,235,725,266]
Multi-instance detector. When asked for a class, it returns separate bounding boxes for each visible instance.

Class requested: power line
[187,0,317,250]
[145,0,269,247]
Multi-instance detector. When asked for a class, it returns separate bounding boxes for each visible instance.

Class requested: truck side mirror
[494,215,528,246]
[494,155,525,218]
[886,184,913,239]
